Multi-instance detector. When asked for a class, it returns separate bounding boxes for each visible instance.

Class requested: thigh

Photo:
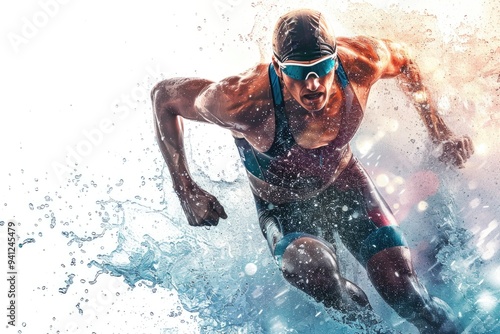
[332,158,408,267]
[254,194,337,266]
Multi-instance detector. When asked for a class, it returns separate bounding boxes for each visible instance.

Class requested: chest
[286,104,343,149]
[241,106,343,152]
[239,78,366,153]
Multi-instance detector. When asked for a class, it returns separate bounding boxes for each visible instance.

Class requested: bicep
[377,39,413,79]
[340,37,410,86]
[152,78,215,125]
[193,83,231,127]
[365,38,424,96]
[378,40,429,98]
[194,77,249,129]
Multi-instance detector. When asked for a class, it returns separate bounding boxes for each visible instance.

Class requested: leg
[253,195,370,312]
[279,234,369,311]
[334,159,459,333]
[367,246,458,334]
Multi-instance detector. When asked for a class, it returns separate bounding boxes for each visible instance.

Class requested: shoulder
[337,36,412,85]
[203,64,268,102]
[196,63,273,129]
[151,64,272,128]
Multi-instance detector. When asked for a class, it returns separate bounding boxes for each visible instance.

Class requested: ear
[271,56,282,78]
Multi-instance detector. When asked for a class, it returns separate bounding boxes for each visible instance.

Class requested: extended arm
[378,39,474,167]
[151,78,227,226]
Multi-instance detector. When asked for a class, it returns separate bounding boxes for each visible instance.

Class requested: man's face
[274,56,337,112]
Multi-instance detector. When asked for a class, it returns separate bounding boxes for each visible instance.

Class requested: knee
[279,235,371,310]
[367,246,413,278]
[280,236,340,285]
[367,247,415,293]
[366,246,432,314]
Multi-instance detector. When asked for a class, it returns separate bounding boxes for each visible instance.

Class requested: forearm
[151,76,220,196]
[151,82,198,197]
[397,60,453,144]
[154,114,195,196]
[150,79,228,226]
[378,39,454,143]
[153,105,228,226]
[394,56,473,167]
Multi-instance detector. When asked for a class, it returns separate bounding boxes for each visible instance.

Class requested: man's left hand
[438,136,474,168]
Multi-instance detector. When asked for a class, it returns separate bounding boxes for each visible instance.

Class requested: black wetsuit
[234,60,408,268]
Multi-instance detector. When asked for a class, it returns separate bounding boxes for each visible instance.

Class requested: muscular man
[151,9,473,333]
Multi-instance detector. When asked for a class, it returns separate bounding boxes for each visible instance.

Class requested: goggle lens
[279,55,336,80]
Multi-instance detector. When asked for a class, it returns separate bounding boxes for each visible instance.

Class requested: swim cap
[273,9,336,62]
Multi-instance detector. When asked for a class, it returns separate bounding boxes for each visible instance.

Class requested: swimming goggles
[277,52,337,81]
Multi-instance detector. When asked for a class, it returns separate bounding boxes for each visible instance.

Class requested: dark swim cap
[273,9,336,62]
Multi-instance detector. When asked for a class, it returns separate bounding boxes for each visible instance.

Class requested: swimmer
[151,9,473,333]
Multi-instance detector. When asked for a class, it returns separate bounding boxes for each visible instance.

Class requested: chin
[302,100,326,112]
[300,94,327,112]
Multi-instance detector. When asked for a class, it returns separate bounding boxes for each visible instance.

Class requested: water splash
[62,230,107,247]
[81,193,397,333]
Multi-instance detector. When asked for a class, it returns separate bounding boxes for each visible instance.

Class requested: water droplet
[244,263,257,276]
[19,238,36,248]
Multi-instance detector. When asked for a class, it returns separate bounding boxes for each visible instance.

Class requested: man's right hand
[178,184,228,227]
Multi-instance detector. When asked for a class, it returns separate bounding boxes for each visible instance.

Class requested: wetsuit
[234,60,408,269]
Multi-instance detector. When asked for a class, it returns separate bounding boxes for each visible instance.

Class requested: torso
[233,58,366,204]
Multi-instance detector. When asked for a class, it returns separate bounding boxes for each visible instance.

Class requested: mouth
[303,92,324,102]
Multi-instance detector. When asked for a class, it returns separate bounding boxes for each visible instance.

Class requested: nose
[305,76,320,91]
